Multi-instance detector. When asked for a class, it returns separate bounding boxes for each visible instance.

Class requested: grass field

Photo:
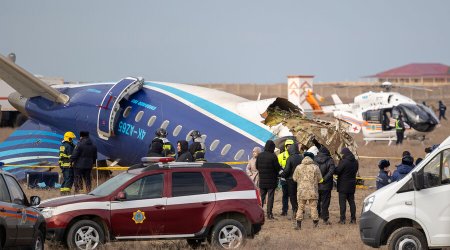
[2,118,449,249]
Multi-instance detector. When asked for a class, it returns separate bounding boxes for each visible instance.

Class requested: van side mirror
[30,196,41,206]
[412,172,424,190]
[115,191,127,201]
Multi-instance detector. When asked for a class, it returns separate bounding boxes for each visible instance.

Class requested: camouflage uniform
[293,156,322,221]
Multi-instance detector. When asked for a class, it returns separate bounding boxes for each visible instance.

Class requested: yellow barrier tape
[96,167,129,171]
[357,177,376,180]
[222,161,248,165]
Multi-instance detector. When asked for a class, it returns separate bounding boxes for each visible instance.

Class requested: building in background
[367,63,450,86]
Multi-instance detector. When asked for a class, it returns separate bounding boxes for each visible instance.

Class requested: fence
[197,82,450,105]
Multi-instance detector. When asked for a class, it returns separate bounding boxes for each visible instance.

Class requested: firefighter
[189,130,206,161]
[277,139,294,216]
[154,128,175,157]
[59,131,76,195]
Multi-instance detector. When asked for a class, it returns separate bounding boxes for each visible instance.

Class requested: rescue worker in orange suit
[59,131,76,195]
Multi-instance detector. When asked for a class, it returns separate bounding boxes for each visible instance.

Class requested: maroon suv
[39,159,264,249]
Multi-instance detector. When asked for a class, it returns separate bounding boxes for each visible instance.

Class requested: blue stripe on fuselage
[145,82,274,142]
[10,130,63,139]
[0,138,61,149]
[0,148,58,158]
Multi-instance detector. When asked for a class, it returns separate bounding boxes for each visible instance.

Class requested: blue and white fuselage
[0,79,289,178]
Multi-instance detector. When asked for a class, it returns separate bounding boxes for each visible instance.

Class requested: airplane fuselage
[3,81,277,174]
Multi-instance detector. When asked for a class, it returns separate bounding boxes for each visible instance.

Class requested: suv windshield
[89,172,137,196]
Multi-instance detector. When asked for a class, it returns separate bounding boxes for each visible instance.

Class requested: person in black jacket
[438,100,447,120]
[147,138,164,157]
[175,140,194,162]
[314,146,336,225]
[335,147,358,224]
[280,143,303,221]
[71,131,97,193]
[256,140,281,220]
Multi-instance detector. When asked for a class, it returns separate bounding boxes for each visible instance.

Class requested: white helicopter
[288,79,440,145]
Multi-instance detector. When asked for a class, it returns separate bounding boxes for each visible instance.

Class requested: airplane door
[110,173,166,237]
[97,77,143,140]
[414,149,450,246]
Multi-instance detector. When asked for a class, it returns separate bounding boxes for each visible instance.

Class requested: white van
[359,136,450,249]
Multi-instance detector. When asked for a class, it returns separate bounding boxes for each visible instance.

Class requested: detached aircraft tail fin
[333,111,367,134]
[0,53,69,104]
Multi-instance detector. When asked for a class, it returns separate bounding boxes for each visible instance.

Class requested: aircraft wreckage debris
[264,107,358,160]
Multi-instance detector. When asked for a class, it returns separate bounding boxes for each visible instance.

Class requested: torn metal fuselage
[264,107,358,160]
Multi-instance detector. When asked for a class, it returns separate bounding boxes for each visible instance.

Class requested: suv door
[0,174,18,247]
[110,173,167,237]
[415,148,450,246]
[165,171,215,235]
[3,174,34,246]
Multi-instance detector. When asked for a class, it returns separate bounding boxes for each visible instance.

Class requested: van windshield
[89,172,137,197]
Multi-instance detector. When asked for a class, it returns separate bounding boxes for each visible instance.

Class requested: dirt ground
[2,118,449,249]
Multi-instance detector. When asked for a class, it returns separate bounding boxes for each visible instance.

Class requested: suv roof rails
[128,161,233,172]
[140,162,232,172]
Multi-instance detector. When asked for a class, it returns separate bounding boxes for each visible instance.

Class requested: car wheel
[66,220,105,250]
[31,230,45,250]
[186,239,204,249]
[211,219,246,249]
[387,227,428,250]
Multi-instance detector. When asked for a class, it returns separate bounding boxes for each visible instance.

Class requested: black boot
[267,213,274,220]
[295,220,301,230]
[291,210,297,221]
[323,219,332,225]
[313,220,319,228]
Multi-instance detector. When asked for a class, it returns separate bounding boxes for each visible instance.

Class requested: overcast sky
[1,0,450,84]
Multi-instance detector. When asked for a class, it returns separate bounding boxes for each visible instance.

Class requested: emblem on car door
[132,210,146,224]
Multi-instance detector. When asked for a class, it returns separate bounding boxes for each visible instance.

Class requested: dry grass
[3,119,449,249]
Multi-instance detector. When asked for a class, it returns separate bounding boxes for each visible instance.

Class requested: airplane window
[173,125,182,136]
[123,106,132,118]
[147,115,157,127]
[234,149,245,161]
[186,130,195,141]
[221,144,231,156]
[210,140,220,151]
[160,120,169,129]
[135,111,144,122]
